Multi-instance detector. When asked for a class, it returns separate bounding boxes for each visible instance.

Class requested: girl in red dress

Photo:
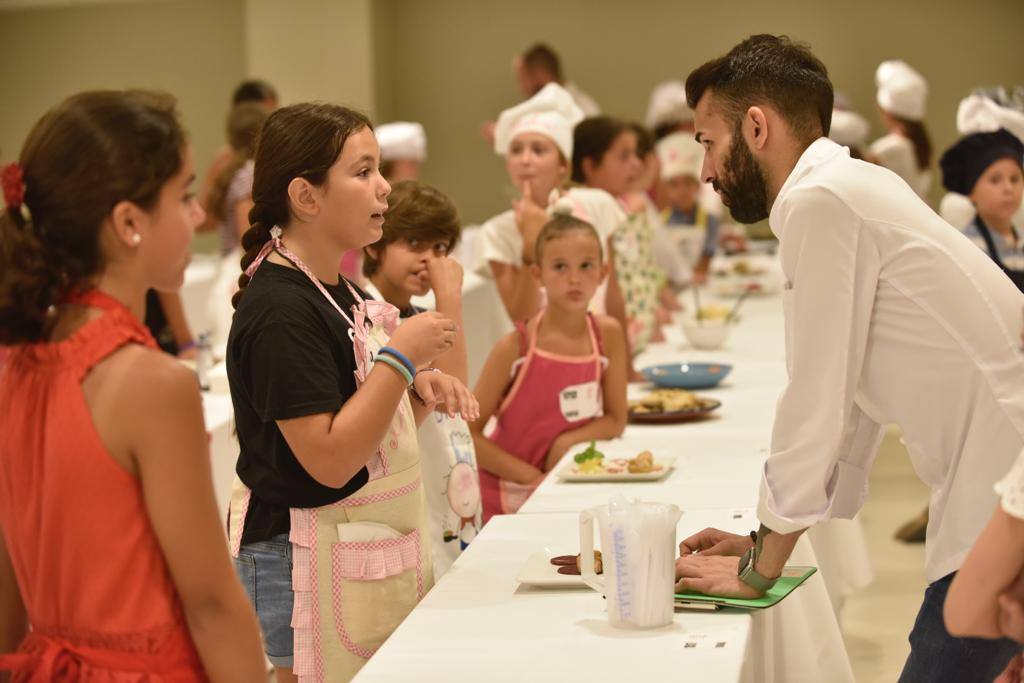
[0,90,264,681]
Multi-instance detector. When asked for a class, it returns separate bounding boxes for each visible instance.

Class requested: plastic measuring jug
[579,497,682,629]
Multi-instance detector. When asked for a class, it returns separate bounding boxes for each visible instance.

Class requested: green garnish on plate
[573,441,605,464]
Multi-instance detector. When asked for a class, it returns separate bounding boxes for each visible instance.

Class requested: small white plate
[515,549,588,588]
[556,457,676,483]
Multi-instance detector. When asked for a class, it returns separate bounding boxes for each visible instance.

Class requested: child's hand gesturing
[389,311,457,367]
[513,182,549,262]
[412,370,479,421]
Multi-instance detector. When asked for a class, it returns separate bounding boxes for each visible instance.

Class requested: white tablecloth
[180,255,220,337]
[198,255,870,682]
[353,511,853,683]
[202,391,235,515]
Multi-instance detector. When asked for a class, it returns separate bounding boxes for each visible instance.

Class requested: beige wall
[0,0,377,251]
[0,0,246,177]
[0,0,379,173]
[377,0,1024,224]
[244,0,376,117]
[1,0,1022,229]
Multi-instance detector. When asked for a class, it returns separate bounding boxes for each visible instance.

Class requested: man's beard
[712,128,770,224]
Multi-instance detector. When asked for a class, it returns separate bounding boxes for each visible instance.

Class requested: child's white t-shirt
[869,133,932,199]
[477,187,627,316]
[477,186,626,275]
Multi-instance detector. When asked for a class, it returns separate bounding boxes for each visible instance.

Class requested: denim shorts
[234,534,295,668]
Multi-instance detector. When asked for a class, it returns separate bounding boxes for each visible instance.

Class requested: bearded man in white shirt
[674,34,1024,681]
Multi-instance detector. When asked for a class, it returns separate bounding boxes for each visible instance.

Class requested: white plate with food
[515,549,600,588]
[556,443,675,482]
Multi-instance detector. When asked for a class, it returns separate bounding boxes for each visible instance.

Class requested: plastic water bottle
[196,332,212,391]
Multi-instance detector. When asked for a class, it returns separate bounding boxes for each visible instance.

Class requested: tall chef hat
[493,83,584,160]
[876,60,928,122]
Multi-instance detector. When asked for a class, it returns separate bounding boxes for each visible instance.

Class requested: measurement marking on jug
[611,526,632,620]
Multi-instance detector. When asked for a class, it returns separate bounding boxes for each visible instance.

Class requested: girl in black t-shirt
[225,104,478,682]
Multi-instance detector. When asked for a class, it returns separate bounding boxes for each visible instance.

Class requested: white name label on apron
[559,380,601,421]
[337,522,402,543]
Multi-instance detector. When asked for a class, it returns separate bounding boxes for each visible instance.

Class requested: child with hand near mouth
[363,180,483,577]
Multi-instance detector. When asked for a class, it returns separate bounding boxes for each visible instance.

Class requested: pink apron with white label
[479,309,605,522]
[226,232,432,682]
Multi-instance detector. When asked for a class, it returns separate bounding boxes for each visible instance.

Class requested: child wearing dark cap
[941,128,1024,290]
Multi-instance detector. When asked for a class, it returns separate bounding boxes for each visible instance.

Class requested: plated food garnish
[566,446,664,476]
[573,441,606,474]
[627,450,655,474]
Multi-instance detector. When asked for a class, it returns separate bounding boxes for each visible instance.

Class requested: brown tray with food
[628,388,722,424]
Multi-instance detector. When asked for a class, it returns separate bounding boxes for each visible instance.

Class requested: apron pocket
[329,528,424,659]
[499,479,538,515]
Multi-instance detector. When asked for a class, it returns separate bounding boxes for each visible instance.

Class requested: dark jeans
[899,571,1022,682]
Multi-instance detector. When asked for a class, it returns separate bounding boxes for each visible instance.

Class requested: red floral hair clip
[2,163,26,209]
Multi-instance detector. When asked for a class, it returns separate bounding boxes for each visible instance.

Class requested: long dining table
[196,253,870,682]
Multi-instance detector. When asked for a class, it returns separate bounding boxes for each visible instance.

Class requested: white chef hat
[493,83,584,160]
[957,94,1024,143]
[938,192,976,230]
[655,132,704,180]
[645,81,693,131]
[829,109,870,148]
[876,60,928,121]
[375,122,427,162]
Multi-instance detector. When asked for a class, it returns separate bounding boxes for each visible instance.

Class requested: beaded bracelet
[379,346,417,378]
[375,353,413,385]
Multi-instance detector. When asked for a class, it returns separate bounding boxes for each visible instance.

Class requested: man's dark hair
[521,43,562,81]
[685,34,833,143]
[232,79,278,106]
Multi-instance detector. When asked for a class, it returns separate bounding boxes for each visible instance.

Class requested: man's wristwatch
[737,524,780,593]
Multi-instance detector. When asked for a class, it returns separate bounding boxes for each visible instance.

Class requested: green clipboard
[674,566,818,610]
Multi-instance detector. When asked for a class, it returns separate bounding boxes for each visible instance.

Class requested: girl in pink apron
[225,104,477,683]
[470,213,629,523]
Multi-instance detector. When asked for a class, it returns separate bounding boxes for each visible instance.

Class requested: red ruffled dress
[0,291,206,681]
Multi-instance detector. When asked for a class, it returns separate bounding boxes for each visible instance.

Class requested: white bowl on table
[681,316,734,350]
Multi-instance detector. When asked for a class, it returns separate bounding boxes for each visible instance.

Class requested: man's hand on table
[675,554,764,599]
[679,527,754,557]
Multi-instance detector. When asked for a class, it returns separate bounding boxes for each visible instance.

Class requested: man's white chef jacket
[759,138,1024,582]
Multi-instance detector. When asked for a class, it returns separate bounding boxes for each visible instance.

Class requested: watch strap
[737,528,780,593]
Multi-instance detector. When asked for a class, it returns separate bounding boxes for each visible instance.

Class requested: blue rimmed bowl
[641,362,733,390]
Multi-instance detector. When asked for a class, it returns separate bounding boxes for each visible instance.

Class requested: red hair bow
[1,163,26,209]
